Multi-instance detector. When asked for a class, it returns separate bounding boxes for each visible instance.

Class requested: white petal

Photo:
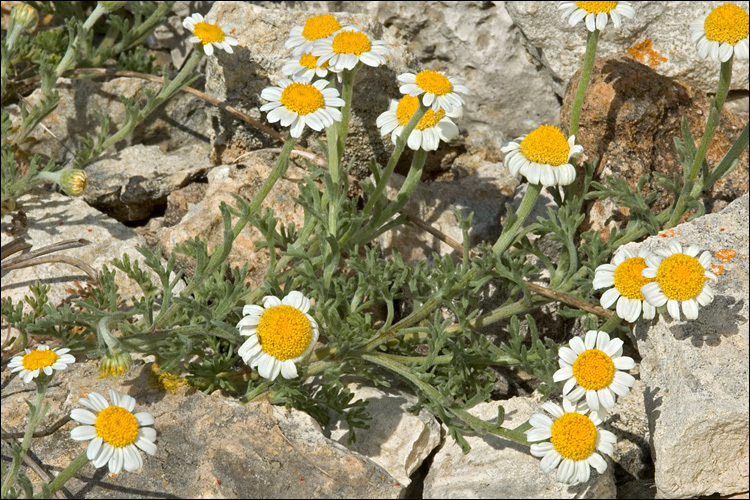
[600,287,621,308]
[666,299,681,320]
[135,412,154,427]
[87,436,103,461]
[540,449,563,472]
[70,408,97,425]
[71,425,97,441]
[108,448,124,474]
[123,445,143,472]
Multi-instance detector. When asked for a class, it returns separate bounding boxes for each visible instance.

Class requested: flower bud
[98,349,132,378]
[60,169,88,196]
[10,4,38,33]
[98,1,127,12]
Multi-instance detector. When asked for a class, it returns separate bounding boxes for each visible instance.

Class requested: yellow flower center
[298,53,328,70]
[613,257,655,300]
[704,4,749,45]
[301,14,341,41]
[575,1,618,14]
[21,349,59,371]
[396,95,446,130]
[95,406,139,448]
[550,412,598,461]
[331,30,371,56]
[572,349,615,391]
[519,125,570,166]
[415,70,453,96]
[280,82,325,116]
[656,254,706,301]
[193,21,225,45]
[256,305,312,361]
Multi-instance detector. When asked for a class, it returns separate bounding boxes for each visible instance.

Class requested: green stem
[38,451,89,499]
[360,103,428,217]
[55,3,108,78]
[157,136,297,328]
[1,376,50,498]
[598,312,622,333]
[91,49,204,158]
[491,183,542,255]
[362,353,528,446]
[336,67,357,161]
[569,29,599,139]
[667,56,734,228]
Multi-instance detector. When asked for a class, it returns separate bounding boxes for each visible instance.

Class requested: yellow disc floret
[396,95,446,130]
[280,83,325,115]
[704,4,749,45]
[256,305,312,361]
[415,70,453,97]
[550,412,598,461]
[572,349,615,391]
[519,125,570,166]
[613,257,655,299]
[302,14,341,41]
[193,21,225,45]
[575,1,618,14]
[22,349,59,371]
[331,30,371,56]
[299,53,327,69]
[95,406,139,448]
[656,254,706,301]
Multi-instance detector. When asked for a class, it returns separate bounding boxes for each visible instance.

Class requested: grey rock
[7,76,210,166]
[83,143,211,222]
[0,359,405,499]
[204,1,560,175]
[505,1,750,97]
[626,194,749,498]
[326,380,442,487]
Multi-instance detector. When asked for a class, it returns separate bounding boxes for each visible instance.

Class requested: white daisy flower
[285,14,342,57]
[527,398,617,485]
[311,26,389,73]
[640,241,717,321]
[557,1,636,31]
[70,390,156,474]
[690,3,749,63]
[282,52,331,80]
[376,95,461,151]
[182,12,238,56]
[397,70,468,113]
[553,330,636,412]
[500,125,583,187]
[260,78,345,138]
[237,291,320,381]
[8,345,76,384]
[593,247,657,323]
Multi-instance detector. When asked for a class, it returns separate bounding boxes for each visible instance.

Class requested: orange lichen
[627,39,667,69]
[714,249,736,263]
[658,229,681,238]
[709,264,725,276]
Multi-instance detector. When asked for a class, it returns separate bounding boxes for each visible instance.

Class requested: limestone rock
[326,381,442,487]
[379,156,519,262]
[626,194,749,498]
[423,397,617,498]
[203,1,560,176]
[0,359,405,498]
[505,1,750,97]
[7,77,210,166]
[83,143,211,222]
[559,56,748,239]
